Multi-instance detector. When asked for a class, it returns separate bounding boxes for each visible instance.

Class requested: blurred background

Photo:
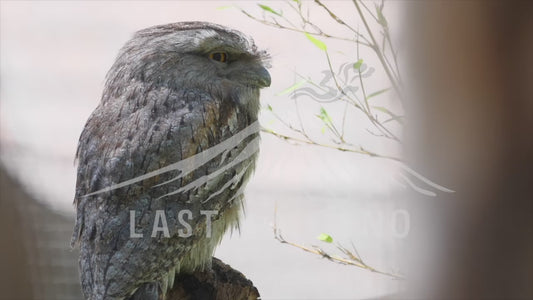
[1,1,531,300]
[0,1,405,299]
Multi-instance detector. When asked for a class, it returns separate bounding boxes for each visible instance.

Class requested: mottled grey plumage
[71,22,270,300]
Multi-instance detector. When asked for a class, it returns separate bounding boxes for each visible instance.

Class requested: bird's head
[104,22,271,109]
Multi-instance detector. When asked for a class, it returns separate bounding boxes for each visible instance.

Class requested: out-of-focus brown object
[0,165,81,300]
[0,166,34,299]
[403,1,533,299]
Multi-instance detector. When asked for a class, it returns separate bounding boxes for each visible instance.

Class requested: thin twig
[356,40,401,142]
[261,127,402,162]
[272,214,404,280]
[359,0,379,23]
[313,0,370,45]
[240,9,371,46]
[352,0,403,103]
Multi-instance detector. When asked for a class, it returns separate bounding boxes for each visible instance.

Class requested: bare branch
[352,0,403,103]
[272,213,404,280]
[261,127,402,162]
[240,8,371,46]
[313,0,370,45]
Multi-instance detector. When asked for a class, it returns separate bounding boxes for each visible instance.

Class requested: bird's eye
[209,52,228,63]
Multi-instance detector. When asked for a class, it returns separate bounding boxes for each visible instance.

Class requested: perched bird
[71,22,270,300]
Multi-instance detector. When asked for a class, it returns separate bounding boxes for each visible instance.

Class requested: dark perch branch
[166,257,260,300]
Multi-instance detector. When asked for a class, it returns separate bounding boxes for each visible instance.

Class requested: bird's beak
[236,65,271,88]
[253,66,271,88]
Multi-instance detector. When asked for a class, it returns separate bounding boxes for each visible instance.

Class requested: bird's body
[71,22,270,300]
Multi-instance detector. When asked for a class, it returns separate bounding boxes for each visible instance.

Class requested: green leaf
[316,107,332,125]
[277,80,307,96]
[317,233,333,243]
[258,4,282,16]
[372,106,404,125]
[305,32,327,51]
[266,104,273,111]
[216,5,233,10]
[383,115,404,125]
[376,4,388,28]
[372,106,392,114]
[353,59,363,70]
[366,88,390,100]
